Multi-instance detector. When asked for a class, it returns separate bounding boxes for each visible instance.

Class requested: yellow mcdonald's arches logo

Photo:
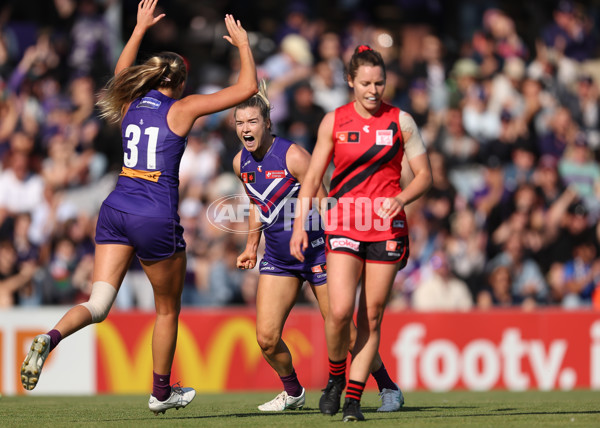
[96,316,314,393]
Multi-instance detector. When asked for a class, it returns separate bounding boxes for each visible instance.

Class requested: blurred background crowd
[1,0,600,311]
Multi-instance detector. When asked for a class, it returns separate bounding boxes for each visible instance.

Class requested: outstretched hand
[136,0,165,31]
[223,14,249,48]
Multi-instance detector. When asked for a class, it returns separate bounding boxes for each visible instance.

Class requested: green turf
[1,390,599,427]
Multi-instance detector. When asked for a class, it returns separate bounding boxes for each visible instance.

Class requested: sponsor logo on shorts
[316,273,327,279]
[311,237,325,248]
[330,237,360,251]
[311,263,326,273]
[260,261,275,271]
[241,172,256,184]
[265,170,286,179]
[137,97,161,109]
[386,240,397,252]
[387,252,401,257]
[392,219,405,228]
[376,129,393,146]
[336,131,360,144]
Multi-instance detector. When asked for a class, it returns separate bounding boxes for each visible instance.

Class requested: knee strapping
[79,281,117,323]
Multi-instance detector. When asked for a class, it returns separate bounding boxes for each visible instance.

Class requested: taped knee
[79,281,118,323]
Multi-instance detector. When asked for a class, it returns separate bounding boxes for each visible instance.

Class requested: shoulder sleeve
[399,110,427,160]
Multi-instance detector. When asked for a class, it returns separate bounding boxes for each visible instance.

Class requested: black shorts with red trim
[325,234,410,266]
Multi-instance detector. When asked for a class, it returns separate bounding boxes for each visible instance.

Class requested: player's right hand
[237,251,257,270]
[289,228,308,262]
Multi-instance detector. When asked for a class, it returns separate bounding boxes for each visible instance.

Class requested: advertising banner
[2,308,599,395]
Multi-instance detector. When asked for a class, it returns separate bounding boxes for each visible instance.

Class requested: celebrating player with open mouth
[233,81,404,414]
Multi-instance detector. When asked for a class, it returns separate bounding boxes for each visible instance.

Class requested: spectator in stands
[571,74,600,150]
[0,239,38,307]
[477,265,515,309]
[282,80,325,153]
[0,151,44,230]
[538,105,578,159]
[542,0,596,62]
[433,107,480,201]
[486,233,548,306]
[503,138,538,195]
[533,154,564,208]
[558,132,600,220]
[445,206,487,297]
[412,250,473,311]
[561,235,599,308]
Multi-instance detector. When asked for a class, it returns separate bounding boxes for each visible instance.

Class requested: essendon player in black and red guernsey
[291,44,432,422]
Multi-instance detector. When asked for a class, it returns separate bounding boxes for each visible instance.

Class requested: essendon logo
[330,237,360,251]
[265,170,286,179]
[241,172,256,183]
[336,131,360,144]
[386,240,397,251]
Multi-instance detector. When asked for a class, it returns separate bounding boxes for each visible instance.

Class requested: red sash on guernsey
[326,102,408,241]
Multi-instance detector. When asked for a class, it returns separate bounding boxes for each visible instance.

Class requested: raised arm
[114,0,165,76]
[169,15,258,136]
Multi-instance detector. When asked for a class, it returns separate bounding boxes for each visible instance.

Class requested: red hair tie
[358,45,372,53]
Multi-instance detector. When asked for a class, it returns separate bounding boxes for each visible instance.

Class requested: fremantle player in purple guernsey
[20,0,257,415]
[232,82,402,412]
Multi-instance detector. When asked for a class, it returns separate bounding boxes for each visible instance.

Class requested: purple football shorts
[259,254,327,286]
[95,203,186,261]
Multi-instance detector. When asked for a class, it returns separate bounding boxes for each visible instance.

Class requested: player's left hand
[236,250,257,270]
[223,14,249,48]
[136,0,165,32]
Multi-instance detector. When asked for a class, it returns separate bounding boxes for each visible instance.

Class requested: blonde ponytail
[97,52,187,123]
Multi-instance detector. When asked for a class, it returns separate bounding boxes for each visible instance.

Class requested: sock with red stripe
[152,371,171,401]
[328,357,346,381]
[280,369,303,397]
[345,379,366,402]
[371,362,398,391]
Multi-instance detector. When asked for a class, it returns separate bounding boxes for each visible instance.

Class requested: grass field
[2,390,600,427]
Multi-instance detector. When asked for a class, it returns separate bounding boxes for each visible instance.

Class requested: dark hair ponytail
[345,44,386,82]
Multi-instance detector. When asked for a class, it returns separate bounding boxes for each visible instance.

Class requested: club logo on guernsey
[241,172,256,184]
[376,129,393,146]
[336,131,360,144]
[265,170,286,179]
[137,97,161,109]
[330,237,360,251]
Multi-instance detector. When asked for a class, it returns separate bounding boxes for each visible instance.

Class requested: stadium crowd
[1,0,599,311]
